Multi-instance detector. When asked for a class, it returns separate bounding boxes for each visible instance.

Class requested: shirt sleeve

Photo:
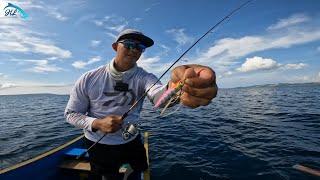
[64,73,97,131]
[144,72,165,104]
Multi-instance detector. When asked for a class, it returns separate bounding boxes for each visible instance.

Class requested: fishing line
[77,0,253,159]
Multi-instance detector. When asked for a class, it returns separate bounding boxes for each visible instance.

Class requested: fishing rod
[77,0,253,159]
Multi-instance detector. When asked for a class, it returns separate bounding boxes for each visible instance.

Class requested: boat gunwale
[0,135,84,174]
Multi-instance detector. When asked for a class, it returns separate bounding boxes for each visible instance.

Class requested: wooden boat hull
[0,133,150,180]
[0,135,85,179]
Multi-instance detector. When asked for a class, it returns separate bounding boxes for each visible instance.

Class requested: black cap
[115,29,154,47]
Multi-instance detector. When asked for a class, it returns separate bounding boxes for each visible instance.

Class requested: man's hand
[170,64,218,108]
[92,115,123,133]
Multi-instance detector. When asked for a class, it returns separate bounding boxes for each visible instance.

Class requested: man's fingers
[180,93,211,108]
[110,115,122,120]
[185,77,215,88]
[109,121,122,133]
[170,65,217,108]
[172,66,215,87]
[196,68,215,82]
[110,115,123,124]
[171,66,188,83]
[183,67,197,80]
[171,66,201,82]
[182,84,217,99]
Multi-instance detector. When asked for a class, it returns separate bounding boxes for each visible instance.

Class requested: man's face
[113,39,145,71]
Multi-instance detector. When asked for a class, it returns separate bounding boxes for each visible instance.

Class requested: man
[65,29,217,180]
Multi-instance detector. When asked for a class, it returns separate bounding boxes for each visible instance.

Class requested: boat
[0,132,150,180]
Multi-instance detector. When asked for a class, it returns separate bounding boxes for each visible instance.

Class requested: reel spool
[122,123,139,140]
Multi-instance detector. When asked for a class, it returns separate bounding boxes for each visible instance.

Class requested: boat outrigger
[0,132,150,180]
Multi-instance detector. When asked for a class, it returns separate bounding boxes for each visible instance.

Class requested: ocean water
[0,83,319,180]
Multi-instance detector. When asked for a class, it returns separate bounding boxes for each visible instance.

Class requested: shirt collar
[108,58,137,81]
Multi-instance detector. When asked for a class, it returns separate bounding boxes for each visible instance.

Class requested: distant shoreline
[227,82,320,89]
[0,82,319,96]
[0,84,73,96]
[0,93,69,96]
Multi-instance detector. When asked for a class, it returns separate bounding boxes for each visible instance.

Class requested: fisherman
[64,29,218,180]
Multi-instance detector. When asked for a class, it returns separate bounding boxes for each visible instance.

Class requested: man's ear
[112,43,118,51]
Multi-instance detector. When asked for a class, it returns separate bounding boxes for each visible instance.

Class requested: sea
[0,83,319,180]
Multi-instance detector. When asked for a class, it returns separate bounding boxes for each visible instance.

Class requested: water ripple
[1,84,320,179]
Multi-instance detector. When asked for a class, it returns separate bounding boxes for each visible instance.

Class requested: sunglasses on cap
[118,40,146,52]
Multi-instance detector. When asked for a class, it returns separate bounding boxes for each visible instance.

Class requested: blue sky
[0,0,320,94]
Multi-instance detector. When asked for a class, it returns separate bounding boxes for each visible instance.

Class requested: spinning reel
[122,123,139,140]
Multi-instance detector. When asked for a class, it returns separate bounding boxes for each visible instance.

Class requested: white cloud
[268,14,310,30]
[108,24,127,33]
[0,84,73,95]
[186,13,320,74]
[93,15,130,42]
[284,72,320,83]
[72,61,87,69]
[25,60,63,73]
[144,2,160,13]
[134,18,142,22]
[90,40,101,47]
[8,1,69,21]
[158,44,170,56]
[218,70,234,79]
[94,15,128,33]
[0,17,72,58]
[104,15,112,21]
[237,56,280,72]
[72,56,102,69]
[0,73,7,79]
[48,10,68,21]
[88,56,102,64]
[166,28,194,48]
[94,20,103,26]
[0,41,29,52]
[74,14,95,26]
[30,41,72,58]
[48,57,58,60]
[106,32,117,39]
[137,54,183,80]
[137,54,172,74]
[137,55,161,72]
[192,27,320,71]
[233,56,307,74]
[282,63,307,70]
[225,71,233,76]
[0,16,24,25]
[0,82,16,89]
[11,1,44,10]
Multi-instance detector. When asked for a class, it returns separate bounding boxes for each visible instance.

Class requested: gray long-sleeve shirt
[65,59,165,145]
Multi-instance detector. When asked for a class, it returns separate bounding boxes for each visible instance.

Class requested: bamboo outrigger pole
[293,164,320,177]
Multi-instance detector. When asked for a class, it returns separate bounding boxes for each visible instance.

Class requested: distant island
[224,82,320,89]
[0,82,319,95]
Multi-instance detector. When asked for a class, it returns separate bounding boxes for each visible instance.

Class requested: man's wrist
[92,119,100,132]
